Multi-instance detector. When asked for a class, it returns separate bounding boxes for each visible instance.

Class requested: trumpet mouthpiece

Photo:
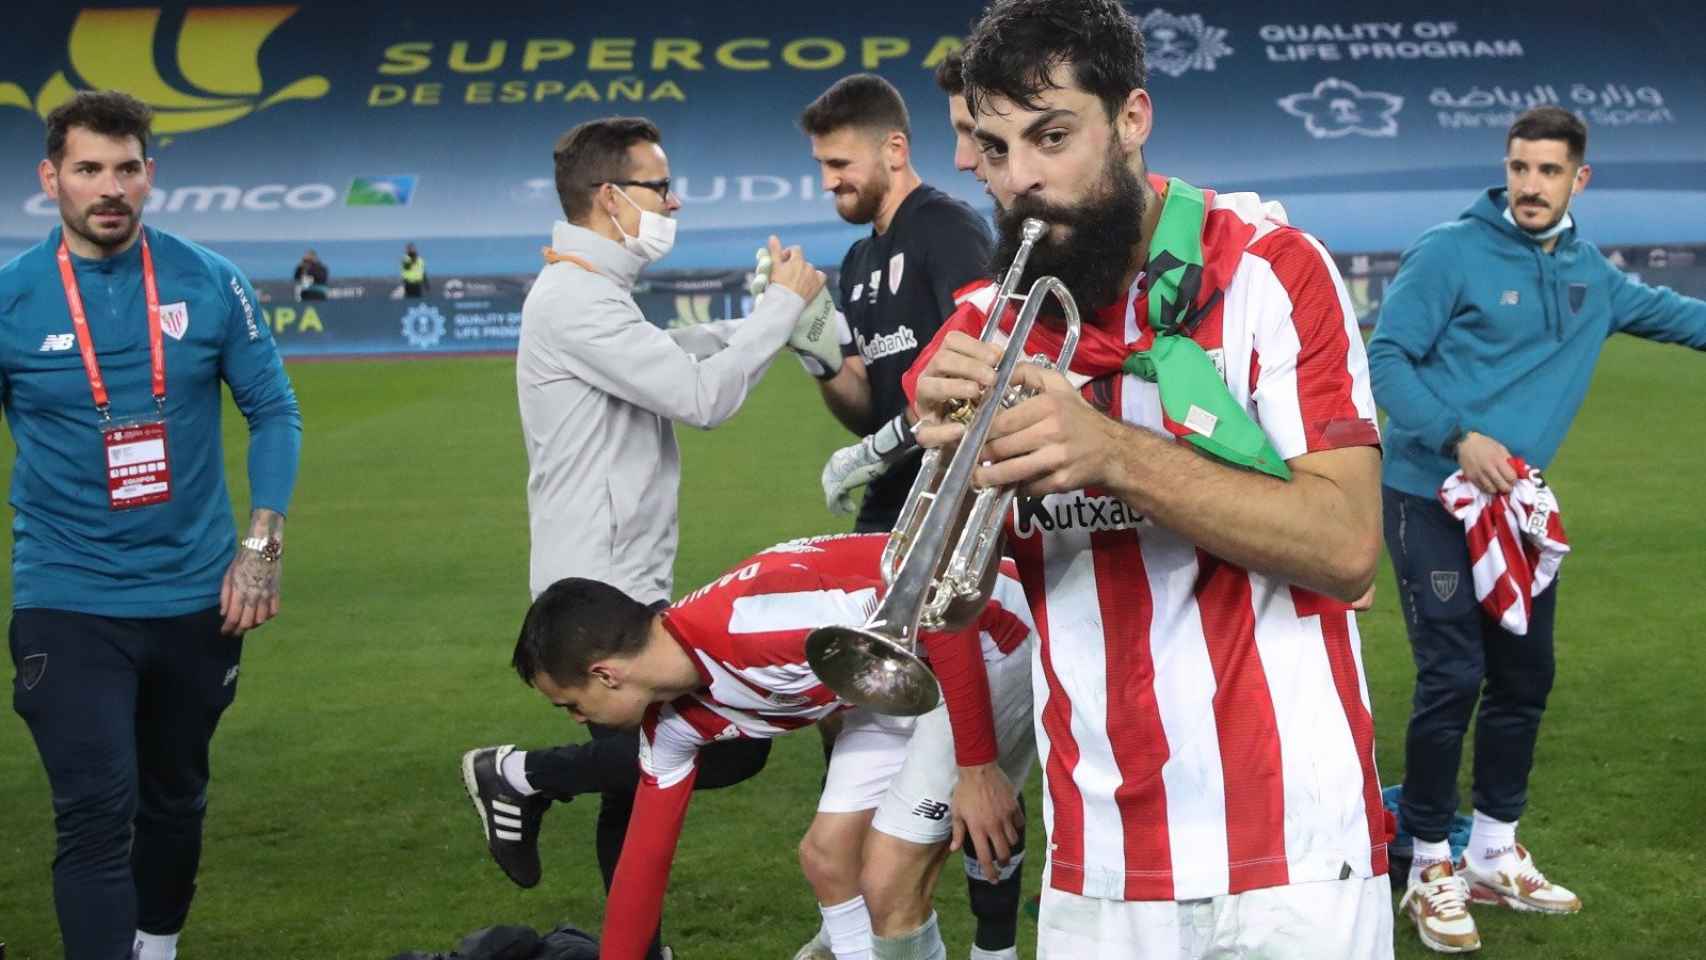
[1021,219,1046,242]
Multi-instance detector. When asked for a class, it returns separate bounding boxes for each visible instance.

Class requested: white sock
[1409,838,1452,885]
[134,931,179,960]
[804,923,832,950]
[871,912,946,960]
[820,895,873,960]
[500,748,538,796]
[968,946,1016,960]
[1467,810,1518,869]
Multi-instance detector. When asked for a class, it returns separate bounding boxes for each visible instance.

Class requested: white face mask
[609,186,676,263]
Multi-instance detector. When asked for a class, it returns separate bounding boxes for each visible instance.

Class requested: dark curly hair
[45,90,153,166]
[962,0,1147,120]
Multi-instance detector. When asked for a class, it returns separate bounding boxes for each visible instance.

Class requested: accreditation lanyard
[55,234,174,509]
[55,235,167,420]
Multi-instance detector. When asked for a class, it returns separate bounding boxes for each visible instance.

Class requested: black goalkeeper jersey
[836,184,993,532]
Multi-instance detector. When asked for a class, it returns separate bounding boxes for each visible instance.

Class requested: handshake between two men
[746,241,907,520]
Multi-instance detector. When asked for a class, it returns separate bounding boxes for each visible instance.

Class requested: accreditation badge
[102,418,172,510]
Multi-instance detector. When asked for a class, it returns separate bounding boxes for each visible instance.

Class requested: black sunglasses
[597,178,673,199]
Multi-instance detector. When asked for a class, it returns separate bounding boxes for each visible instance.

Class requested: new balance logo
[39,333,75,351]
[912,799,950,822]
[222,665,240,687]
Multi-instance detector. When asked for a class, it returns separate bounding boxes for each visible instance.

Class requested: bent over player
[510,534,1035,960]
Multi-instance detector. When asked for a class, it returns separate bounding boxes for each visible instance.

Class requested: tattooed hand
[221,508,284,636]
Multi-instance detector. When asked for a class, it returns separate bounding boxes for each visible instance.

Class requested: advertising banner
[3,1,1702,281]
[250,243,1706,359]
[252,270,750,357]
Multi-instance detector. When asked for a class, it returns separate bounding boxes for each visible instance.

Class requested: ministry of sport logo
[401,304,446,350]
[348,175,417,207]
[1136,9,1233,78]
[0,6,327,139]
[1278,78,1404,139]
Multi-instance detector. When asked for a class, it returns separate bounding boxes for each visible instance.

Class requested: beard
[990,146,1146,313]
[833,170,890,226]
[66,197,141,250]
[1511,193,1567,233]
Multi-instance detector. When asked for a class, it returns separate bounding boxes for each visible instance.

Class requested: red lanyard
[55,234,166,421]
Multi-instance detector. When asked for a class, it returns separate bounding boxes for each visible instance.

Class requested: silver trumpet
[805,219,1081,715]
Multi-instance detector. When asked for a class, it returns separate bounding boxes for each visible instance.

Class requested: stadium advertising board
[1,1,1702,282]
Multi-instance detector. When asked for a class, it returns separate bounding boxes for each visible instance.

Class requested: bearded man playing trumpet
[894,1,1392,958]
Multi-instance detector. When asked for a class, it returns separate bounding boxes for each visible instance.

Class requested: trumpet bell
[804,625,940,716]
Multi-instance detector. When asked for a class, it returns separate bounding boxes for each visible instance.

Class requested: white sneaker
[1461,843,1582,914]
[1399,859,1482,953]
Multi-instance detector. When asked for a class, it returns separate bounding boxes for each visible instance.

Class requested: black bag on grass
[387,922,598,960]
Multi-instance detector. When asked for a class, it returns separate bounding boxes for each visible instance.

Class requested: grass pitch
[1,336,1703,958]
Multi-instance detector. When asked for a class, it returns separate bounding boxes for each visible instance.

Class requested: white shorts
[1036,873,1394,960]
[871,643,1036,845]
[817,707,916,814]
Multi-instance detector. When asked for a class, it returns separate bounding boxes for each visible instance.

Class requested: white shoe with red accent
[1461,843,1582,914]
[1399,859,1482,953]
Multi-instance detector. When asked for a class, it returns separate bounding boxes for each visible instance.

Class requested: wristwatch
[241,536,283,563]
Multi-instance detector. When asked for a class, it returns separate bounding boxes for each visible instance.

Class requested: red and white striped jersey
[601,533,1033,960]
[641,532,1030,788]
[907,182,1388,903]
[1438,456,1569,636]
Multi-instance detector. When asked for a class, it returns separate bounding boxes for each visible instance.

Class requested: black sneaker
[461,744,551,888]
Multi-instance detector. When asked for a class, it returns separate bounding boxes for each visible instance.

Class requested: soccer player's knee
[859,848,931,931]
[799,829,855,891]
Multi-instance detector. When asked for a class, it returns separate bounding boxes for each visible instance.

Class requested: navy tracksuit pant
[10,607,241,960]
[1383,487,1558,845]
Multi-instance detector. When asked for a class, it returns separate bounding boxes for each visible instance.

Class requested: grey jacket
[517,221,803,602]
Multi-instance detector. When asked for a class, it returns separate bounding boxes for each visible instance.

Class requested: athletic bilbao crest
[20,653,46,691]
[159,301,189,340]
[888,252,905,295]
[1569,282,1588,314]
[1430,570,1460,602]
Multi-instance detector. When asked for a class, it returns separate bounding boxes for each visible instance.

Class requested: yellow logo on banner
[0,6,328,136]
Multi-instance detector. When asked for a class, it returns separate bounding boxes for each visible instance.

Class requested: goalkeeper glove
[790,293,849,380]
[822,412,917,515]
[750,246,848,380]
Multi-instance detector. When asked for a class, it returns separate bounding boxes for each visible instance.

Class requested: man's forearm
[1101,422,1381,601]
[241,392,302,516]
[602,774,698,960]
[818,362,872,434]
